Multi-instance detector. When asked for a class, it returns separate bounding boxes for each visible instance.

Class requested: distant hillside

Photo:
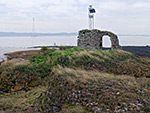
[0,32,77,37]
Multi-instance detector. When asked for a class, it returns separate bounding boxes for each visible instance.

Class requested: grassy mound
[0,47,150,112]
[1,47,150,92]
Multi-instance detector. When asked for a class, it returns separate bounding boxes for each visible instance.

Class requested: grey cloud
[0,0,149,33]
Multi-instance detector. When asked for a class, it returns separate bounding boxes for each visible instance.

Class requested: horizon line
[0,32,150,36]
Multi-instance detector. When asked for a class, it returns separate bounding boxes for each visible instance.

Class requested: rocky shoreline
[122,46,150,58]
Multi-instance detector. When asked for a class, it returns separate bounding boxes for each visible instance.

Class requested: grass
[1,47,150,93]
[0,47,150,112]
[53,66,150,92]
[0,59,29,73]
[0,86,47,112]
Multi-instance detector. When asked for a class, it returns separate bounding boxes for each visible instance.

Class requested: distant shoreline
[0,32,150,37]
[0,32,77,37]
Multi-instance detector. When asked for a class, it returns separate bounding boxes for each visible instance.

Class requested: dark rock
[52,106,61,113]
[0,91,6,95]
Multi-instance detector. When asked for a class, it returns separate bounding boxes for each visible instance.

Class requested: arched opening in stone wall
[102,36,111,49]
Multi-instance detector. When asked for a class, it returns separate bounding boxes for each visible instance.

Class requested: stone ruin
[77,29,122,50]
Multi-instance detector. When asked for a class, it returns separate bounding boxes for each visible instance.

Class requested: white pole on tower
[88,5,96,30]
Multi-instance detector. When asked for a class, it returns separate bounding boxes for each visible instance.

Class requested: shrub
[30,55,48,66]
[41,46,56,55]
[0,64,52,92]
[57,55,71,67]
[41,46,48,53]
[59,46,70,50]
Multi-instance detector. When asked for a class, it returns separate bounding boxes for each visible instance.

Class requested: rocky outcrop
[77,29,121,50]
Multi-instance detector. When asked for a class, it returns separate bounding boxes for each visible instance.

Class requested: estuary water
[0,35,150,61]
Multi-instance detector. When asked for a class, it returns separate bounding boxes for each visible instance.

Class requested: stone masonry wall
[77,29,121,50]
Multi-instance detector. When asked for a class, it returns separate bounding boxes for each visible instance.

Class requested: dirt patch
[4,50,41,60]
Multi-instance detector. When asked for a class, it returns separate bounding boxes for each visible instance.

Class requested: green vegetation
[0,47,150,112]
[1,47,150,93]
[29,47,150,77]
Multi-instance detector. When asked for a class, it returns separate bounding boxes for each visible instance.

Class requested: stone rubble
[33,76,150,113]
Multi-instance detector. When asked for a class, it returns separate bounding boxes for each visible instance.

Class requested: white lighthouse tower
[88,5,96,30]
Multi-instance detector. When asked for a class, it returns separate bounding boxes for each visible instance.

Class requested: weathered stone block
[77,29,121,50]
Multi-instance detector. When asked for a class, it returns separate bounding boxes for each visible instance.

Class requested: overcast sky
[0,0,150,34]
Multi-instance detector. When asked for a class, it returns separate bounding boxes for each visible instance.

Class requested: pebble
[137,104,143,107]
[106,109,110,112]
[96,108,102,112]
